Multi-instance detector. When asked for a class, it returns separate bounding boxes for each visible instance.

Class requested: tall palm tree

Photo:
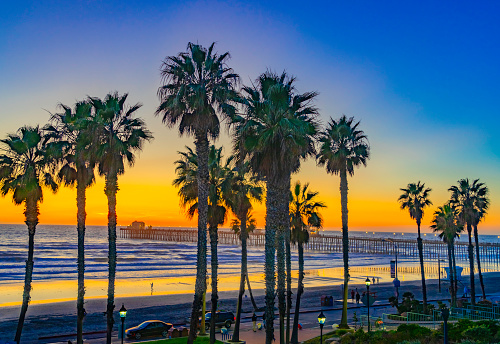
[449,178,485,305]
[289,181,325,344]
[46,101,95,344]
[317,116,369,327]
[89,93,152,343]
[157,42,238,343]
[226,161,263,342]
[471,182,489,300]
[0,126,59,343]
[398,182,432,312]
[173,145,233,343]
[232,71,319,344]
[430,204,462,307]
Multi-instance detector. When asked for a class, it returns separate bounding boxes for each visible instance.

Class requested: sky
[0,0,499,232]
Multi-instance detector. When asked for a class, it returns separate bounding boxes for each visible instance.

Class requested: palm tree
[449,178,485,305]
[173,145,233,343]
[89,93,152,343]
[289,181,325,344]
[471,182,489,300]
[157,42,238,343]
[317,116,369,327]
[226,161,263,342]
[0,126,59,343]
[398,182,432,312]
[430,204,462,307]
[46,101,95,344]
[232,71,319,344]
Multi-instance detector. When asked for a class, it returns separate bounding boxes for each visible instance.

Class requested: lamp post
[442,308,449,344]
[365,277,371,333]
[119,304,127,344]
[318,311,326,344]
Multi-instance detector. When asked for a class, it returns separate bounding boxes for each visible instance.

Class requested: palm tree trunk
[232,212,247,342]
[291,242,304,344]
[466,223,476,305]
[209,225,219,344]
[246,273,258,311]
[285,226,292,344]
[277,177,290,344]
[447,241,455,307]
[76,173,86,344]
[105,173,118,344]
[265,180,278,344]
[416,221,427,312]
[474,224,486,300]
[452,243,458,303]
[14,198,39,344]
[188,135,209,344]
[339,167,349,328]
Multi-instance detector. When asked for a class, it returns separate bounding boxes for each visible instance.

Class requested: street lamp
[318,311,326,344]
[119,304,127,344]
[442,308,450,344]
[365,277,371,333]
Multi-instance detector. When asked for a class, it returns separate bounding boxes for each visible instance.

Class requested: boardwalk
[120,227,500,263]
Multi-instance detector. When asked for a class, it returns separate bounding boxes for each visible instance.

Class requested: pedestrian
[252,313,257,332]
[372,277,375,284]
[356,291,360,305]
[351,289,355,302]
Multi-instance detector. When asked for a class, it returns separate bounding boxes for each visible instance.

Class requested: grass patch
[145,337,223,344]
[302,330,350,344]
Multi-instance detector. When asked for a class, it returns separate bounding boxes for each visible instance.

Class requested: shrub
[462,325,492,342]
[396,324,431,338]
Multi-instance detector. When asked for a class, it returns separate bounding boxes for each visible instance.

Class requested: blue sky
[1,0,499,230]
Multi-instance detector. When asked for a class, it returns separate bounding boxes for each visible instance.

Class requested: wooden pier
[119,227,500,262]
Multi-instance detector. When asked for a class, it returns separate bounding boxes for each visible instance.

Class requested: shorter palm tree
[317,115,369,327]
[449,179,479,305]
[227,160,263,343]
[0,126,59,344]
[89,93,152,344]
[231,213,260,313]
[430,204,462,306]
[398,182,432,311]
[46,101,96,344]
[289,181,325,344]
[173,145,233,343]
[471,182,489,300]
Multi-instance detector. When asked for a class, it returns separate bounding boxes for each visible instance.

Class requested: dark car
[202,311,235,330]
[125,320,173,339]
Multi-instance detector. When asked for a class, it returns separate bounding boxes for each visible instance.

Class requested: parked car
[201,311,235,330]
[125,320,173,339]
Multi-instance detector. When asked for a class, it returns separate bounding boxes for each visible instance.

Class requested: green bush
[396,324,432,338]
[462,325,492,342]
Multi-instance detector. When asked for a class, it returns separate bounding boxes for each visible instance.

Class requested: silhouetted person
[351,289,355,302]
[356,291,360,305]
[252,313,257,332]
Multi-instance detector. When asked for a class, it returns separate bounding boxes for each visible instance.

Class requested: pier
[119,227,500,262]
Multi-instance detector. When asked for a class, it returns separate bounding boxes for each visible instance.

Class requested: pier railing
[119,227,500,261]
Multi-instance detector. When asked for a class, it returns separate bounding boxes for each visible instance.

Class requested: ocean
[0,224,499,306]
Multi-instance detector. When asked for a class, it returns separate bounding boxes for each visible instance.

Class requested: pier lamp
[365,277,371,333]
[318,311,326,344]
[119,304,127,344]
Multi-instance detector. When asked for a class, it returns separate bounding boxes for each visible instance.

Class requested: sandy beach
[2,271,499,343]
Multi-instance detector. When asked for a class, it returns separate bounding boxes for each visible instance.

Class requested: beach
[1,224,500,342]
[2,272,500,343]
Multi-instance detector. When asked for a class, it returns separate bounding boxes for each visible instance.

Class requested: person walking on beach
[356,291,360,305]
[252,313,257,332]
[351,289,355,302]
